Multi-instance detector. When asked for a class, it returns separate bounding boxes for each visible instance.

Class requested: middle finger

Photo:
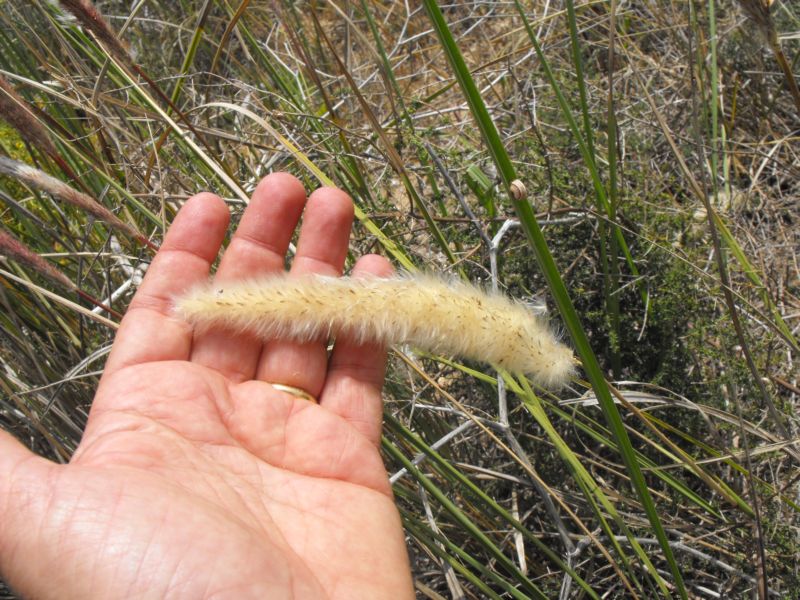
[190,173,307,380]
[255,186,354,397]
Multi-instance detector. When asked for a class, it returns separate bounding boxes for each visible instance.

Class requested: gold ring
[270,383,317,404]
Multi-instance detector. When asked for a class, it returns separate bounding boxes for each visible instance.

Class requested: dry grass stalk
[0,227,75,291]
[735,0,800,115]
[0,228,123,318]
[736,0,776,39]
[0,74,88,188]
[58,0,232,184]
[0,74,58,157]
[0,156,153,249]
[58,0,131,67]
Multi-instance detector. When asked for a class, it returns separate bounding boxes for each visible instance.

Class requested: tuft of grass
[1,1,798,597]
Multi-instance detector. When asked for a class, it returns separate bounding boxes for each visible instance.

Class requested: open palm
[0,174,414,599]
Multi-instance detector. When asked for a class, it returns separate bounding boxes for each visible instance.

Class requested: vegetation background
[0,0,798,597]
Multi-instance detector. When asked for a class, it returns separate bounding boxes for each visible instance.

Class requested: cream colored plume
[176,273,574,389]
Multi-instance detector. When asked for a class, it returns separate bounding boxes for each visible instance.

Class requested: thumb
[0,428,55,593]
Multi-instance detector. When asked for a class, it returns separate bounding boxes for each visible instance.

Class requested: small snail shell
[510,179,527,201]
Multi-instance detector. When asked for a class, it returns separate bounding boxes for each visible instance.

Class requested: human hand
[0,174,414,599]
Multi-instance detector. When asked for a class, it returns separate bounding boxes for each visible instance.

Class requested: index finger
[102,193,230,376]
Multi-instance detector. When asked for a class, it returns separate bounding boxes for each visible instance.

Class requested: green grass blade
[510,0,647,310]
[386,413,599,599]
[421,2,688,596]
[383,438,550,599]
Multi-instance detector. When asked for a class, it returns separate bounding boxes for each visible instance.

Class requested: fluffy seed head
[176,273,575,389]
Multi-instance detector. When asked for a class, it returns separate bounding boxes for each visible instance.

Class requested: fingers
[319,254,394,446]
[189,174,307,381]
[103,193,229,376]
[255,187,355,398]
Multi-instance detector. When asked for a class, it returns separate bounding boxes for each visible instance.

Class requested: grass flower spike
[176,273,574,388]
[0,156,152,248]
